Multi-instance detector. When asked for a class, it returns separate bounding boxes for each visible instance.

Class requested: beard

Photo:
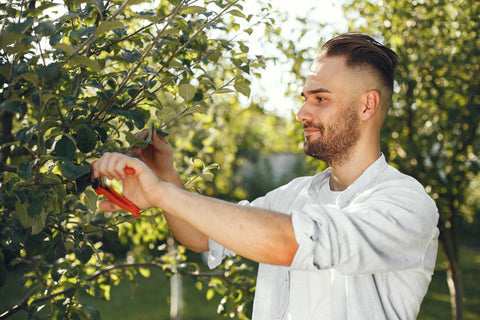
[303,103,361,166]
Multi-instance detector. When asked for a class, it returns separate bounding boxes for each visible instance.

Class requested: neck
[328,141,381,191]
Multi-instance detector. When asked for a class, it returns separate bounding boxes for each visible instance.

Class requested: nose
[296,101,313,123]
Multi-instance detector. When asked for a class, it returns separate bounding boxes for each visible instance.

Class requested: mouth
[303,124,323,135]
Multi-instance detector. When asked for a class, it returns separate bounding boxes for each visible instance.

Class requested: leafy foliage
[0,0,276,318]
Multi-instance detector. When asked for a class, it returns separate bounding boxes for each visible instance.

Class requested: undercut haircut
[317,33,399,96]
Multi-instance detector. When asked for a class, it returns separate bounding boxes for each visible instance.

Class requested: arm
[92,152,299,266]
[290,180,439,274]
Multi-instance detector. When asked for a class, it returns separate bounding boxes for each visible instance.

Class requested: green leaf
[70,26,96,40]
[156,129,169,137]
[234,82,251,98]
[60,162,90,180]
[18,72,40,84]
[201,171,214,182]
[54,43,75,55]
[125,131,148,149]
[84,189,98,214]
[228,9,246,18]
[75,245,93,264]
[95,20,124,36]
[36,62,62,86]
[31,210,48,235]
[184,104,206,115]
[15,199,48,234]
[87,0,105,14]
[17,161,34,180]
[214,88,234,94]
[161,27,180,36]
[68,56,101,72]
[0,32,21,49]
[206,288,215,300]
[239,41,249,54]
[15,200,32,228]
[139,267,151,278]
[76,126,98,153]
[179,6,206,15]
[55,136,76,160]
[0,101,23,114]
[51,270,62,282]
[178,83,195,102]
[122,50,142,63]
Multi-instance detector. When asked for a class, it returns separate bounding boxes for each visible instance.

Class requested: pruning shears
[90,162,140,217]
[85,127,168,217]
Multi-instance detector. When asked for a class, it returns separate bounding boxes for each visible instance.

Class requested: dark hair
[318,33,399,92]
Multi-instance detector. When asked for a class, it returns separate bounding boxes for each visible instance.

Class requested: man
[93,33,439,319]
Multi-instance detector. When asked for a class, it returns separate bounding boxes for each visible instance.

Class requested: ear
[360,90,381,121]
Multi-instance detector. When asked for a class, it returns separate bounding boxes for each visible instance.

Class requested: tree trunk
[438,213,464,320]
[446,259,464,320]
[168,235,182,320]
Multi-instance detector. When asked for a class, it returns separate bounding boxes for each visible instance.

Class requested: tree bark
[446,259,464,320]
[438,215,464,320]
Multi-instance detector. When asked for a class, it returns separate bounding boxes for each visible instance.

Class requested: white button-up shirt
[208,155,439,320]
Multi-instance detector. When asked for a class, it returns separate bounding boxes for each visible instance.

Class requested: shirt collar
[308,154,388,205]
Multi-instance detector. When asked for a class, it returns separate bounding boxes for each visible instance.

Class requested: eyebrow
[301,88,332,97]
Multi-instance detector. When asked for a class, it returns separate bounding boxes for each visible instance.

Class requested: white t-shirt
[287,183,340,320]
[208,155,439,320]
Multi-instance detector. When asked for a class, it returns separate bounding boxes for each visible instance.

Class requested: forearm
[157,182,299,266]
[158,169,209,252]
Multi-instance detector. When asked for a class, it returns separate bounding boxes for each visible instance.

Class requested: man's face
[297,56,362,166]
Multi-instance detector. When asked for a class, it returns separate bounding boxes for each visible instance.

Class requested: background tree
[0,0,279,318]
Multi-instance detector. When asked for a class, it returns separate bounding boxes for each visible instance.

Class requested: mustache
[303,122,324,130]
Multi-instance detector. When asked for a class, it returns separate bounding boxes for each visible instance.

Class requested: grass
[79,271,223,320]
[1,246,479,320]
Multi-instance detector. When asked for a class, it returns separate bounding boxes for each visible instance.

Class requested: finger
[110,153,133,180]
[96,152,123,180]
[150,129,170,149]
[135,128,150,140]
[98,199,122,212]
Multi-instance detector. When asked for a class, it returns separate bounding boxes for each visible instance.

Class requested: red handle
[91,161,140,217]
[124,167,135,175]
[95,186,140,217]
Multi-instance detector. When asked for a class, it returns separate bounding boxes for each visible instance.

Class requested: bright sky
[244,0,349,117]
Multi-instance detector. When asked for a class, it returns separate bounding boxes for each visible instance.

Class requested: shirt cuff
[207,238,236,269]
[290,210,317,270]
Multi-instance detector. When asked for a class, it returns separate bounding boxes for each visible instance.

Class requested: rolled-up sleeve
[207,238,236,269]
[290,181,439,275]
[206,199,263,269]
